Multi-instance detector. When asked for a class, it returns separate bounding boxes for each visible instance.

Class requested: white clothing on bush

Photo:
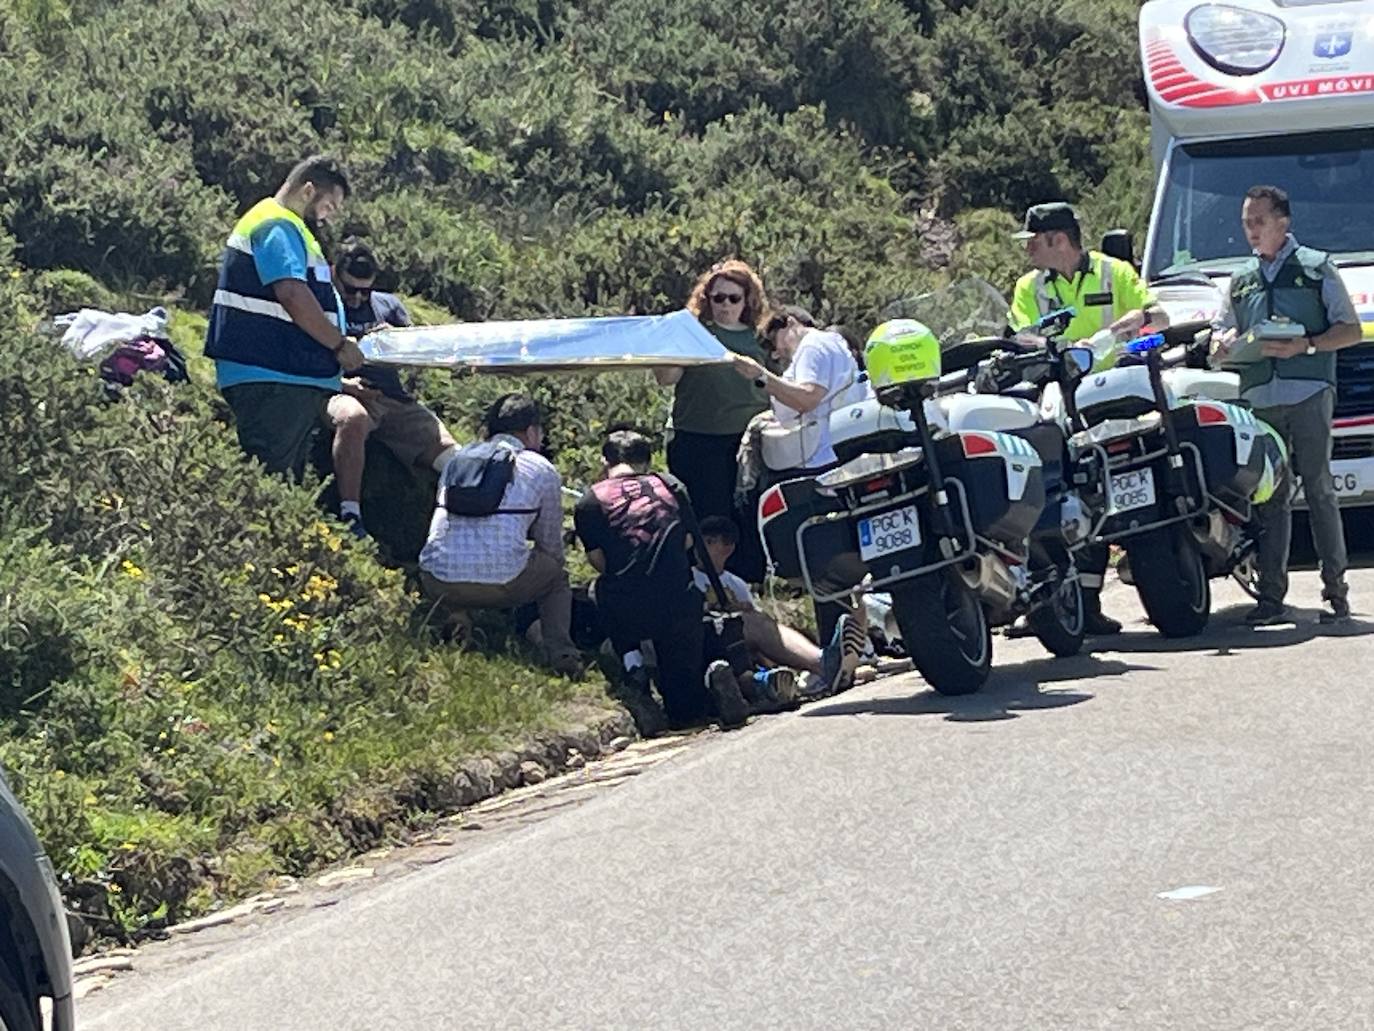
[54,307,171,361]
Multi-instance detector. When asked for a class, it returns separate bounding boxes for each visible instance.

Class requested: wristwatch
[1305,337,1317,356]
[753,375,767,389]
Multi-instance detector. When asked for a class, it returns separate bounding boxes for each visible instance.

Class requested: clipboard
[1221,318,1306,367]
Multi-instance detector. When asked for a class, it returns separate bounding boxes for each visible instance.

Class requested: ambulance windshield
[1147,128,1374,280]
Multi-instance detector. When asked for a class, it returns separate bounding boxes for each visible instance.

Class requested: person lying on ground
[418,393,583,678]
[324,238,459,538]
[573,430,751,736]
[696,516,863,699]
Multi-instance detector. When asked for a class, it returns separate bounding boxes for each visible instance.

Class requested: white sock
[430,445,459,473]
[340,501,362,520]
[622,650,644,671]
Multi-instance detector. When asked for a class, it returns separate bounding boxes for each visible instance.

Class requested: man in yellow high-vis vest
[1007,202,1169,635]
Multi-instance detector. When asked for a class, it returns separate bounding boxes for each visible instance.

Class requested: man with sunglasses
[324,240,459,538]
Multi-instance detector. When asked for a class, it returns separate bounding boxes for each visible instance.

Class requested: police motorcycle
[1044,328,1286,637]
[756,280,1097,697]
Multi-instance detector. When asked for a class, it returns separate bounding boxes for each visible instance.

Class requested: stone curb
[72,705,639,968]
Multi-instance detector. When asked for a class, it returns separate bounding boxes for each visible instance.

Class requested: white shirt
[773,329,870,468]
[419,434,565,584]
[692,567,755,610]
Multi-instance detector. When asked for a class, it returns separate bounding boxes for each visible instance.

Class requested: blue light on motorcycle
[1122,333,1166,355]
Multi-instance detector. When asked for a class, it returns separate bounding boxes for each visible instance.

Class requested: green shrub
[0,327,611,933]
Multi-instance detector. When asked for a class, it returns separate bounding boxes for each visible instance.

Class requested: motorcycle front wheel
[1126,525,1211,637]
[1027,573,1086,657]
[891,568,992,696]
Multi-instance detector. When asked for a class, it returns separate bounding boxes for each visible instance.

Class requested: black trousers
[1078,541,1109,600]
[597,582,709,726]
[668,430,765,582]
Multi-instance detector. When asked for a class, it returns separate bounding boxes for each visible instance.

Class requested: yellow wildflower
[120,560,144,579]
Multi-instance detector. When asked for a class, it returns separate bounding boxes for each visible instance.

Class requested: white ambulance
[1138,0,1374,508]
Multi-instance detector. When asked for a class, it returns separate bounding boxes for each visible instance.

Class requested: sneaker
[1319,596,1352,625]
[798,671,828,700]
[746,667,799,713]
[839,613,867,690]
[812,614,865,698]
[1245,600,1289,627]
[341,511,369,540]
[763,667,799,706]
[704,660,750,729]
[815,618,848,698]
[610,666,668,738]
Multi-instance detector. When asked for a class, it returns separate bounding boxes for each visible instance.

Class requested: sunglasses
[710,291,744,305]
[340,284,373,300]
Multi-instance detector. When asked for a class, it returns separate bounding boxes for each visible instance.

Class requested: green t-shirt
[670,324,770,435]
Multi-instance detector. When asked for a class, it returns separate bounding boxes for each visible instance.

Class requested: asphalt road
[81,565,1374,1031]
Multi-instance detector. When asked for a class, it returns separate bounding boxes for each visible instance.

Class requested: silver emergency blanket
[358,309,729,371]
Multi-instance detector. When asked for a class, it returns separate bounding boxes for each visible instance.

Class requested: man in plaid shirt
[419,393,582,676]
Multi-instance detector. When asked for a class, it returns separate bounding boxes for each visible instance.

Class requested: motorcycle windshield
[879,278,1010,372]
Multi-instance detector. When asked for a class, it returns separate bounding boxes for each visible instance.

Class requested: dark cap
[1012,202,1080,241]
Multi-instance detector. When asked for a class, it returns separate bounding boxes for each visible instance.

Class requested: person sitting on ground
[418,393,582,677]
[324,239,459,538]
[574,430,751,736]
[696,516,861,699]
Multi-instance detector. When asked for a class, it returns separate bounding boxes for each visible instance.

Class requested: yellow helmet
[864,319,941,388]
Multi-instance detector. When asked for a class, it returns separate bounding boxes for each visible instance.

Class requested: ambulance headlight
[1185,4,1285,75]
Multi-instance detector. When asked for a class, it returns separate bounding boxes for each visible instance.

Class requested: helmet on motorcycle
[864,319,941,387]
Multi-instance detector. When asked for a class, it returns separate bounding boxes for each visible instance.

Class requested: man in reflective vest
[1007,201,1168,635]
[205,154,369,534]
[1212,184,1360,626]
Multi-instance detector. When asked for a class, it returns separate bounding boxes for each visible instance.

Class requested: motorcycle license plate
[857,505,921,563]
[1108,468,1156,514]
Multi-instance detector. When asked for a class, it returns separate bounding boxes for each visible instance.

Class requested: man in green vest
[205,155,369,533]
[1212,185,1361,625]
[1007,202,1168,635]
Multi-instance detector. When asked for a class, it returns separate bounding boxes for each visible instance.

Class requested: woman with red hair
[655,259,771,577]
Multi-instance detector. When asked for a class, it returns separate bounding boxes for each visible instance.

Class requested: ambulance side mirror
[1101,229,1135,267]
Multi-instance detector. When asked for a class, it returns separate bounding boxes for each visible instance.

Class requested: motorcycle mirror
[1100,229,1135,266]
[1062,347,1093,378]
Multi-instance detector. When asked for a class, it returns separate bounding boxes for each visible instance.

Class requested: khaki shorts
[327,393,456,470]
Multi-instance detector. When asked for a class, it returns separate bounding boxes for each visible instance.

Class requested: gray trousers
[1253,389,1349,606]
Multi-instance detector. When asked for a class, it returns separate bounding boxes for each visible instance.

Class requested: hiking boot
[610,666,668,738]
[341,511,369,540]
[1245,600,1289,627]
[1084,610,1123,636]
[1319,595,1352,625]
[704,660,750,729]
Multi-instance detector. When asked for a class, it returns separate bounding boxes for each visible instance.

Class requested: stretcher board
[359,309,729,371]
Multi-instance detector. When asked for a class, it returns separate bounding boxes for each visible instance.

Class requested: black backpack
[441,440,538,517]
